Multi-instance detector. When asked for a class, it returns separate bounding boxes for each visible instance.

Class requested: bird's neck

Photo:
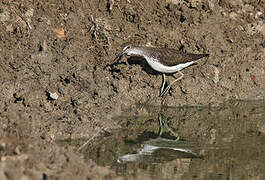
[127,47,146,56]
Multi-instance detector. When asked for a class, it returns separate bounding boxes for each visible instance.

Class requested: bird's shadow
[105,56,159,76]
[127,56,159,75]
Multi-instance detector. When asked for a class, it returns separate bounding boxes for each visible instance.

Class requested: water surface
[81,100,265,179]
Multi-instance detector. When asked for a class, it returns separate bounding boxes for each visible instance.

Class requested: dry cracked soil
[0,0,264,179]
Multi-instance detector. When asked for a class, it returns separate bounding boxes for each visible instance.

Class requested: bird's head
[121,43,133,55]
[113,43,133,62]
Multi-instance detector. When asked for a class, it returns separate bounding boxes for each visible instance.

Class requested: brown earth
[0,0,264,179]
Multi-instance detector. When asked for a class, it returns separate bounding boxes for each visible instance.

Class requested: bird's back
[140,46,209,66]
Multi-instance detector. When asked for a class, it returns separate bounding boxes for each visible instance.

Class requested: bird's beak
[113,49,126,63]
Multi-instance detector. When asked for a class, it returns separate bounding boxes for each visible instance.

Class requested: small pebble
[49,92,58,100]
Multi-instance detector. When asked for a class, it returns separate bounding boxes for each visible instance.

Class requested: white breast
[146,58,195,73]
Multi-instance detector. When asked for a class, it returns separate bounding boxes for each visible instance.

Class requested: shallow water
[81,100,265,179]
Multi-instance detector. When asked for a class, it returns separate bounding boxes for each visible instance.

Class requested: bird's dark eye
[123,45,130,51]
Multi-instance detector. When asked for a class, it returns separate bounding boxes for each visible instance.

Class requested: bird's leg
[158,113,163,136]
[158,114,180,140]
[159,73,166,96]
[160,71,184,97]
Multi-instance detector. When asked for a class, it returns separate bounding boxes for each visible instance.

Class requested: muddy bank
[0,0,264,179]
